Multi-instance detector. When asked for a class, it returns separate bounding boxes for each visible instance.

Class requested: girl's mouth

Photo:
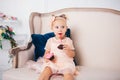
[58,33,62,35]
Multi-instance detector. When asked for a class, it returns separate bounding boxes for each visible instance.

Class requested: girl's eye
[55,26,59,29]
[61,26,65,28]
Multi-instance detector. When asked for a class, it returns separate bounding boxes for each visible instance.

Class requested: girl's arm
[43,50,50,58]
[65,50,75,58]
[43,50,50,62]
[44,50,57,62]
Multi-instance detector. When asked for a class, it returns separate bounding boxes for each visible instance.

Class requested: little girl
[38,14,76,80]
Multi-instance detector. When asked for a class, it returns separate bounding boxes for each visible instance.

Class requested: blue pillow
[31,28,71,61]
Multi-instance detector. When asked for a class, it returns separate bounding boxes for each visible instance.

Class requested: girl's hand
[44,58,49,63]
[62,44,75,58]
[63,44,71,51]
[63,44,71,54]
[44,50,51,62]
[44,52,57,63]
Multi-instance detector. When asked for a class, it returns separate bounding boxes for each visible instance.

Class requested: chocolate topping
[58,44,64,50]
[49,55,54,60]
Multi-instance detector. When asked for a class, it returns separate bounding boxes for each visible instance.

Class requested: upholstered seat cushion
[3,67,120,80]
[2,68,63,80]
[3,68,39,80]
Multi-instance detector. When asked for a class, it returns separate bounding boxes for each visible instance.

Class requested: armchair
[3,8,120,80]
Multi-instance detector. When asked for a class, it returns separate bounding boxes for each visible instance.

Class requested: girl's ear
[59,14,67,20]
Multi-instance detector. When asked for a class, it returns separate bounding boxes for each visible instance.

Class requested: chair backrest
[29,8,120,71]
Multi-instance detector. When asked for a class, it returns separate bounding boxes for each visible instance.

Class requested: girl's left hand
[62,44,75,58]
[63,44,71,50]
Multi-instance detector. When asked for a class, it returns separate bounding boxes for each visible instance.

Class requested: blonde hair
[51,14,67,27]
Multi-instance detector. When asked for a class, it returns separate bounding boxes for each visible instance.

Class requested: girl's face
[52,20,67,39]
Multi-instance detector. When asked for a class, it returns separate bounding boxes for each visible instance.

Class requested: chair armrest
[9,42,34,68]
[17,45,34,68]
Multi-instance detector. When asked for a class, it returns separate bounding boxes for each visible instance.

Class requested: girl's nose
[59,28,63,32]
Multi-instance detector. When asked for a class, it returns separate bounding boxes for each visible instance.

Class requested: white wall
[44,0,120,12]
[0,0,120,36]
[0,0,45,35]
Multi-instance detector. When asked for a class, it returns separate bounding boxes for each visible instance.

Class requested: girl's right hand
[44,58,49,63]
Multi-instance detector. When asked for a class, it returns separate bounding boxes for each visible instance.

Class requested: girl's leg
[38,66,52,80]
[63,73,74,80]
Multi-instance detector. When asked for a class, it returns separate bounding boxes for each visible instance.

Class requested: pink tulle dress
[41,37,76,74]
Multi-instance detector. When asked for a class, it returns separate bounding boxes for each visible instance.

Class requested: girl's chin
[58,36,64,39]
